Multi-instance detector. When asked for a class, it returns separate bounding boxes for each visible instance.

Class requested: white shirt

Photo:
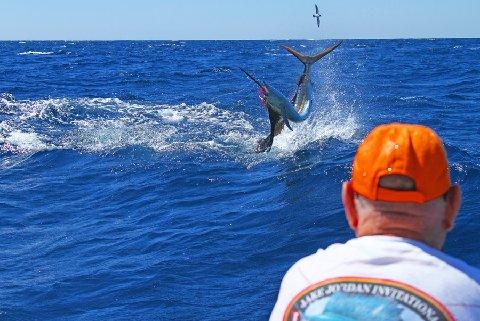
[269,236,480,321]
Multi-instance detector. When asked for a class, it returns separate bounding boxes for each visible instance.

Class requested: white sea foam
[265,53,289,56]
[0,97,258,156]
[18,51,54,55]
[400,96,417,101]
[157,109,185,123]
[0,85,358,165]
[66,119,176,152]
[1,130,49,153]
[0,121,50,167]
[453,162,466,173]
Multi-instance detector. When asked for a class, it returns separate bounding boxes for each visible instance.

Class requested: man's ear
[342,181,359,231]
[443,184,461,231]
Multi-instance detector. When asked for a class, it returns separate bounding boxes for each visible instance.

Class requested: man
[269,123,480,321]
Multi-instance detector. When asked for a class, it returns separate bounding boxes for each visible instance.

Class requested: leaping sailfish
[241,42,342,153]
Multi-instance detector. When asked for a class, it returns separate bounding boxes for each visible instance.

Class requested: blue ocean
[1,39,479,320]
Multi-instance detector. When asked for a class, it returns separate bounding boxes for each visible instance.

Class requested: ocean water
[1,39,479,320]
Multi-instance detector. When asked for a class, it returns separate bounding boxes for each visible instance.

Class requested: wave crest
[18,51,54,55]
[1,91,358,165]
[0,96,257,156]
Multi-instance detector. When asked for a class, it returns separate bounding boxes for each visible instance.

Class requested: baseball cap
[351,123,451,203]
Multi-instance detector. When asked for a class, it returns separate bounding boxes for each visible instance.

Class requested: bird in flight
[313,4,322,28]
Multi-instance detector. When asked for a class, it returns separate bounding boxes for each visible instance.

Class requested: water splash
[0,95,258,157]
[1,86,358,167]
[269,42,359,157]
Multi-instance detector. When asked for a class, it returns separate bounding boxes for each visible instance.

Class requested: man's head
[342,123,461,249]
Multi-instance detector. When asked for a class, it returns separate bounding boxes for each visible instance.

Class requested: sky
[0,0,479,40]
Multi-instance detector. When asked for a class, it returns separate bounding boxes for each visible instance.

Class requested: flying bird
[313,4,322,28]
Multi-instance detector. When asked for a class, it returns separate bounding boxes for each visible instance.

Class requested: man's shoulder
[289,236,480,285]
[404,238,480,284]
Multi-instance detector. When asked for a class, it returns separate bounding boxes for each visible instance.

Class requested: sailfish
[241,41,342,152]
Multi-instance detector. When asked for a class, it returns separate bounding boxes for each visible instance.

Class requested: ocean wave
[0,90,358,165]
[0,96,258,157]
[264,52,289,56]
[0,130,49,153]
[208,66,232,73]
[398,95,434,103]
[17,51,54,55]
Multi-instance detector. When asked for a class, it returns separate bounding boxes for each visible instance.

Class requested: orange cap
[351,123,451,203]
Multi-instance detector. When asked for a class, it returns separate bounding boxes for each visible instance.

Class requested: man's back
[270,236,480,321]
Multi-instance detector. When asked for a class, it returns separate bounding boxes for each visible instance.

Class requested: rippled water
[1,39,479,320]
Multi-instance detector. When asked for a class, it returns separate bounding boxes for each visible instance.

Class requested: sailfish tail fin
[282,41,342,68]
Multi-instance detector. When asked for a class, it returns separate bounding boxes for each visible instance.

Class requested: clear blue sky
[1,0,479,40]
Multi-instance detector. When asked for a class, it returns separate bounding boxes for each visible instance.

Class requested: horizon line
[1,36,480,42]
